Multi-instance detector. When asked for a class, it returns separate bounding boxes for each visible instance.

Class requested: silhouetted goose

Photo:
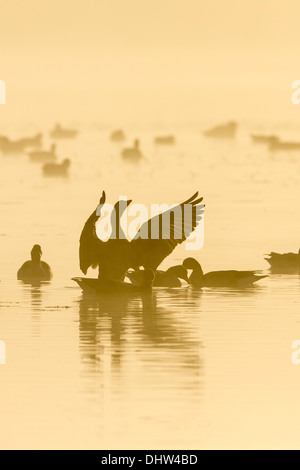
[28,144,57,163]
[79,191,204,282]
[154,135,175,145]
[269,138,300,151]
[19,133,42,149]
[251,134,278,144]
[50,124,78,139]
[265,250,300,272]
[95,198,133,281]
[203,121,237,139]
[122,139,143,161]
[183,258,267,287]
[110,129,126,142]
[72,269,154,294]
[127,265,189,287]
[79,193,132,281]
[17,245,53,281]
[43,158,70,177]
[0,136,28,154]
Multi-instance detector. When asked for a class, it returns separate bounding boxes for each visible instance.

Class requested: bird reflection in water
[77,289,203,395]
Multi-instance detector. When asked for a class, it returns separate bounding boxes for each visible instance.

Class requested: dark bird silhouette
[127,265,189,287]
[79,191,204,282]
[28,143,57,163]
[72,269,155,294]
[265,249,300,273]
[154,135,175,145]
[251,134,278,144]
[183,257,267,287]
[19,133,42,149]
[110,129,126,142]
[121,139,143,161]
[17,245,53,281]
[269,138,300,151]
[0,133,42,154]
[203,121,237,139]
[43,158,70,177]
[50,123,78,139]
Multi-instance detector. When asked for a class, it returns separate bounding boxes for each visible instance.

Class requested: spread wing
[130,192,204,270]
[79,191,106,274]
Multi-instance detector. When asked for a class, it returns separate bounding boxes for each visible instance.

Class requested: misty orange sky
[1,0,300,124]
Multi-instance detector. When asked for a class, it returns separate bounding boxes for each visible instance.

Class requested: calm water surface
[0,122,299,449]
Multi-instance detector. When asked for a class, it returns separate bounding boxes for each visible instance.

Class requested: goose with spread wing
[79,191,204,282]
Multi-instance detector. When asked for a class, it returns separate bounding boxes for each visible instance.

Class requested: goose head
[96,191,106,217]
[31,244,42,262]
[182,257,204,276]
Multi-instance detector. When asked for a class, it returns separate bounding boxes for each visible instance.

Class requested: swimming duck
[17,245,53,281]
[0,136,28,154]
[203,121,237,139]
[19,133,42,149]
[28,144,57,163]
[182,257,267,287]
[110,129,126,142]
[79,191,204,282]
[127,265,189,287]
[50,124,78,139]
[154,135,175,145]
[43,158,70,177]
[72,269,155,294]
[269,138,300,151]
[121,139,143,162]
[251,134,278,144]
[265,249,300,272]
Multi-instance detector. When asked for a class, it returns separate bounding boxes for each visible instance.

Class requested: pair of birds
[74,257,267,294]
[73,191,266,293]
[126,259,267,289]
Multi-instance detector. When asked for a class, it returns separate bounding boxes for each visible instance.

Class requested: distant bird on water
[183,257,267,287]
[251,134,278,145]
[122,139,143,162]
[154,135,175,145]
[265,249,300,273]
[43,158,70,177]
[110,129,126,142]
[203,121,237,139]
[17,245,53,281]
[50,123,78,139]
[28,143,57,163]
[269,137,300,151]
